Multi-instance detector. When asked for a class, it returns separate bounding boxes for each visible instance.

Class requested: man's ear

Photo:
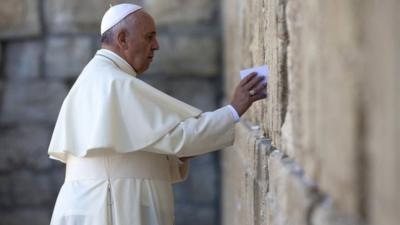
[116,30,129,49]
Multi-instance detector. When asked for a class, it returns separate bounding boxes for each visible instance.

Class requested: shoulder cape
[48,51,202,162]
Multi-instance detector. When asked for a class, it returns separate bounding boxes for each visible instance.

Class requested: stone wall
[221,0,399,225]
[0,0,222,224]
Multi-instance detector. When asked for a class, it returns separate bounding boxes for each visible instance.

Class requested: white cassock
[48,48,240,225]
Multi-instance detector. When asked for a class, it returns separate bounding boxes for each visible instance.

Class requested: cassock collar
[95,48,138,77]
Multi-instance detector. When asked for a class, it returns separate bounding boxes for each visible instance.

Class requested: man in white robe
[48,3,267,225]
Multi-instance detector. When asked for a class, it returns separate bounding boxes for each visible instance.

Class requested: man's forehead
[127,10,156,31]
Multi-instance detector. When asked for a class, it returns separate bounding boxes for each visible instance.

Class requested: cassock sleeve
[145,105,237,157]
[144,105,236,183]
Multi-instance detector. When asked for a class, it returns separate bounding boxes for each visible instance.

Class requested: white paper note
[240,65,269,83]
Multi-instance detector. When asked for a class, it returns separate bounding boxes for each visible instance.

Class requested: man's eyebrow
[147,31,156,35]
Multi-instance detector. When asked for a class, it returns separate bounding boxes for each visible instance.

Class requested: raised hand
[230,72,267,117]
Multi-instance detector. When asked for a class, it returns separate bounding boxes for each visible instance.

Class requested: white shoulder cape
[48,49,202,162]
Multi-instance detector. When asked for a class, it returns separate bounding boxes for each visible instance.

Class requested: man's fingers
[253,81,267,93]
[240,72,257,87]
[244,75,265,90]
[251,92,267,102]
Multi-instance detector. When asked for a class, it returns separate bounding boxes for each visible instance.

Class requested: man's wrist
[227,104,240,123]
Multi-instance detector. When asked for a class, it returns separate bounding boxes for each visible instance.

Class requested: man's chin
[136,65,151,75]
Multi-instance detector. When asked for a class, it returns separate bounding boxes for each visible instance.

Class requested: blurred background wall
[0,0,223,224]
[221,0,399,225]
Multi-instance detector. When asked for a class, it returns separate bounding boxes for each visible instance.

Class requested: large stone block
[5,41,42,79]
[145,35,219,77]
[221,122,266,225]
[221,145,246,225]
[0,81,68,123]
[45,37,93,78]
[222,0,287,148]
[143,0,216,26]
[0,124,53,171]
[283,0,364,217]
[0,0,41,39]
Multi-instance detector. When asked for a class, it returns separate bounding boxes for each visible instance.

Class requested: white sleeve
[144,105,236,157]
[226,104,240,123]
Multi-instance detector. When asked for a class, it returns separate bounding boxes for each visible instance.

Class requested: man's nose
[153,38,160,50]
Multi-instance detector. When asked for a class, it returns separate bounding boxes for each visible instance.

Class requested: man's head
[100,5,159,75]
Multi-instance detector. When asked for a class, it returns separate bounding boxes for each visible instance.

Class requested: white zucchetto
[100,3,143,35]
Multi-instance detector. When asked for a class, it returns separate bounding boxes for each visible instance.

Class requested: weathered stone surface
[312,197,363,225]
[5,41,42,79]
[13,170,53,205]
[45,37,93,78]
[284,0,364,216]
[221,122,264,225]
[282,0,320,180]
[362,1,400,225]
[0,81,68,123]
[144,0,216,26]
[0,0,41,39]
[145,35,218,77]
[266,150,319,225]
[0,208,50,225]
[0,124,53,171]
[223,0,400,225]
